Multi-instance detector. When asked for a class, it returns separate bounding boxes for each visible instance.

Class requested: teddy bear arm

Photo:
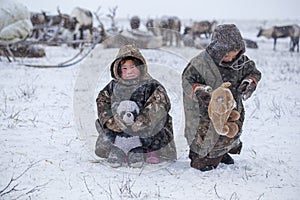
[228,110,240,121]
[225,122,239,138]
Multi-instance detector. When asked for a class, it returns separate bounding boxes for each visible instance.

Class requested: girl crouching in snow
[95,44,177,168]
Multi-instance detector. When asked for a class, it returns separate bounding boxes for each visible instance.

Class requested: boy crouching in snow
[182,24,262,171]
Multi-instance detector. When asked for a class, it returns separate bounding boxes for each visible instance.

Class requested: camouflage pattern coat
[182,24,262,158]
[96,45,177,160]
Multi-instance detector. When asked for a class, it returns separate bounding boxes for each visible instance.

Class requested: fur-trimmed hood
[110,44,151,80]
[206,24,245,68]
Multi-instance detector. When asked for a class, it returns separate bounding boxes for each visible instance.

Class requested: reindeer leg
[289,37,295,52]
[292,39,296,52]
[5,45,15,62]
[273,38,277,51]
[73,34,77,48]
[176,32,181,47]
[80,29,84,40]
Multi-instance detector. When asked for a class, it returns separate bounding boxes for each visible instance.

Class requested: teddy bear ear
[221,82,231,88]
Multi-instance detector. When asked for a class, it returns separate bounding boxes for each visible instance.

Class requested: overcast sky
[22,0,300,20]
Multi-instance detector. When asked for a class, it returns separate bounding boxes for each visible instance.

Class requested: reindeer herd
[145,16,182,47]
[29,7,94,47]
[1,2,300,60]
[28,7,221,49]
[29,6,300,52]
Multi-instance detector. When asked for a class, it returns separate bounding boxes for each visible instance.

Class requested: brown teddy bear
[208,82,240,138]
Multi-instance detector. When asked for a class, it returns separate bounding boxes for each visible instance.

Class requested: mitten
[238,78,257,101]
[113,114,128,131]
[131,120,143,132]
[193,84,213,105]
[105,117,123,133]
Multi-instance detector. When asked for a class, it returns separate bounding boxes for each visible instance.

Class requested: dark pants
[189,141,243,171]
[189,150,223,170]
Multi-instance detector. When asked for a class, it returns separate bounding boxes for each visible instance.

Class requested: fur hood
[110,44,151,80]
[206,24,245,68]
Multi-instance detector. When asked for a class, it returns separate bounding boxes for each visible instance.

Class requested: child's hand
[131,121,143,132]
[105,117,123,132]
[113,114,128,131]
[194,85,212,105]
[238,78,256,101]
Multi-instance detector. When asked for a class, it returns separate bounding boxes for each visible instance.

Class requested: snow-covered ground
[1,20,300,199]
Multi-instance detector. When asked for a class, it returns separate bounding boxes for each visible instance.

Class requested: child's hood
[206,24,246,67]
[110,44,151,80]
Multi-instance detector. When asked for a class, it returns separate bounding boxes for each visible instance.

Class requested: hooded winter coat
[95,44,177,160]
[182,24,261,158]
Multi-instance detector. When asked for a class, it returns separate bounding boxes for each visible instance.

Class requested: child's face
[120,59,140,80]
[222,50,240,63]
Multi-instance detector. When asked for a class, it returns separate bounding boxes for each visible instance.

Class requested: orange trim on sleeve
[248,76,258,85]
[189,83,201,99]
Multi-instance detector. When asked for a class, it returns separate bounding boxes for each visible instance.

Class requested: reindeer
[167,16,181,46]
[146,16,181,47]
[68,7,93,47]
[43,8,72,41]
[257,25,300,52]
[30,12,47,39]
[30,8,71,41]
[130,16,141,30]
[190,20,218,39]
[44,8,71,28]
